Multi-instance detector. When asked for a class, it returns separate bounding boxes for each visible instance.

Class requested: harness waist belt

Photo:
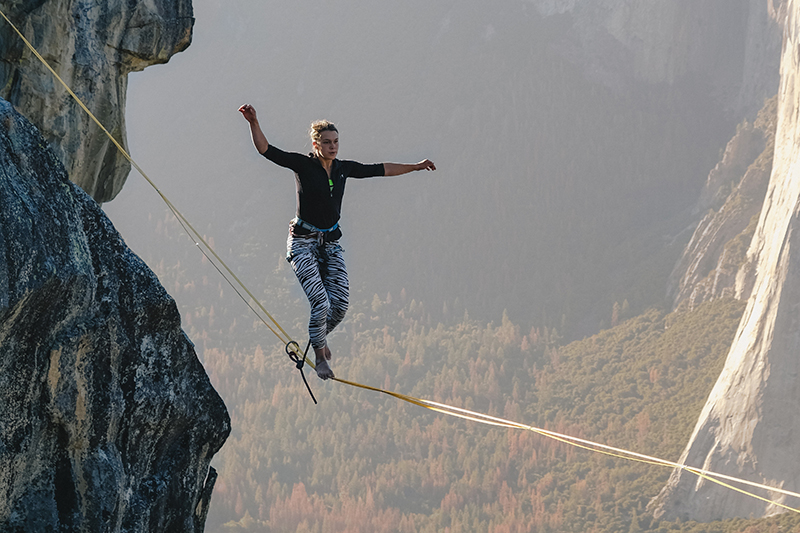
[291,217,339,233]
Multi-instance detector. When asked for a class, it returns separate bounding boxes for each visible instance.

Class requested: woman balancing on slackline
[239,104,436,380]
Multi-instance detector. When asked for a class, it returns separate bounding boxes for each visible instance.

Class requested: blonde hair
[309,120,338,144]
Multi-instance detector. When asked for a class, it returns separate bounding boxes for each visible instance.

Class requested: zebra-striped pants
[287,234,349,350]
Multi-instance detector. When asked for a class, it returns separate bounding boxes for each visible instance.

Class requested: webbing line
[331,374,800,513]
[3,8,798,515]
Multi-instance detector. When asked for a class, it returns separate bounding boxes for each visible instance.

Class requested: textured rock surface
[668,96,777,311]
[0,99,229,531]
[0,0,193,203]
[530,0,782,117]
[650,0,800,520]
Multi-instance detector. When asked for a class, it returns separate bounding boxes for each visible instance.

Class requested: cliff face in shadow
[0,0,193,203]
[650,0,800,521]
[529,0,783,118]
[0,99,229,531]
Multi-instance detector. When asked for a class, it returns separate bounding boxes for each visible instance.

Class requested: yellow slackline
[3,8,799,515]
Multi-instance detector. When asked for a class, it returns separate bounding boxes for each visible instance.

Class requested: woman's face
[314,130,339,160]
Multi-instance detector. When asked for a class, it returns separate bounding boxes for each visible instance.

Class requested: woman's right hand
[238,104,258,124]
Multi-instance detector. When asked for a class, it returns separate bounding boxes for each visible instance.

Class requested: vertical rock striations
[650,0,800,520]
[668,96,777,311]
[0,0,193,203]
[0,99,229,531]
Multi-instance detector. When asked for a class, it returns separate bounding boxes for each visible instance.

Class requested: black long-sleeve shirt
[262,144,385,240]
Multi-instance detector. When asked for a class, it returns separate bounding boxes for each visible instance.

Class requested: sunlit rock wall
[650,0,800,520]
[0,0,193,203]
[668,97,777,311]
[0,99,229,531]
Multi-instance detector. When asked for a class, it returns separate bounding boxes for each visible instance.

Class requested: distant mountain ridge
[529,0,782,117]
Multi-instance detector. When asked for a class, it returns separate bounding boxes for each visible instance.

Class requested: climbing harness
[288,217,340,263]
[291,217,338,234]
[291,216,339,243]
[3,7,799,515]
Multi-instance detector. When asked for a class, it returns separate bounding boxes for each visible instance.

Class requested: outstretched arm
[383,159,436,176]
[238,104,269,154]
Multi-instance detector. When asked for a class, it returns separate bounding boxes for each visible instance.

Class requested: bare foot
[313,346,335,380]
[315,359,335,380]
[324,345,332,361]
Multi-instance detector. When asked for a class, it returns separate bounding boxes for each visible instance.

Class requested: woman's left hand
[416,159,436,171]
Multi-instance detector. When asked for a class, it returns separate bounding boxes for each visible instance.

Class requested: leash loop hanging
[286,340,317,404]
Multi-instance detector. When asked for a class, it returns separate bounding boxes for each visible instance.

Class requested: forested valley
[118,211,800,533]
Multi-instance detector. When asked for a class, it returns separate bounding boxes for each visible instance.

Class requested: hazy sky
[105,0,741,333]
[105,0,535,320]
[105,0,455,279]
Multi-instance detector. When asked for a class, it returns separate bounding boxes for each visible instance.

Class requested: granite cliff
[0,0,193,203]
[527,0,800,522]
[0,98,229,529]
[0,1,228,530]
[649,0,800,521]
[534,0,800,520]
[668,96,777,312]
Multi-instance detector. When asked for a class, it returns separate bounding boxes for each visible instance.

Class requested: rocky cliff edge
[0,98,229,531]
[0,0,193,203]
